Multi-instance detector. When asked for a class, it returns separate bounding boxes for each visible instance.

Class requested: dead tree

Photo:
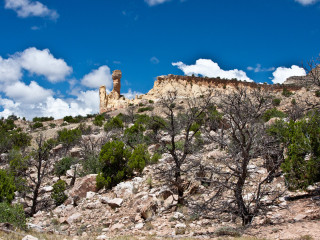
[203,87,284,225]
[153,90,214,205]
[26,134,55,216]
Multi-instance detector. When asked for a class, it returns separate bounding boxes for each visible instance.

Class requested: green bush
[78,123,92,135]
[291,98,297,105]
[57,128,82,150]
[93,114,105,127]
[262,108,287,122]
[316,90,320,97]
[124,123,146,147]
[8,148,28,193]
[128,144,150,173]
[147,116,166,134]
[150,152,161,164]
[0,202,26,230]
[138,106,154,113]
[49,123,56,128]
[51,180,68,206]
[80,155,102,175]
[104,116,124,132]
[134,114,150,125]
[282,88,293,97]
[148,100,154,104]
[63,115,83,123]
[32,116,54,122]
[31,121,43,129]
[54,157,77,177]
[269,111,320,190]
[272,98,281,106]
[97,141,131,189]
[0,169,16,203]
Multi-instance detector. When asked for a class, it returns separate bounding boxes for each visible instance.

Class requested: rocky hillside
[1,79,320,240]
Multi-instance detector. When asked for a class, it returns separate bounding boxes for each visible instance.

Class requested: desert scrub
[282,88,293,97]
[272,98,281,106]
[0,202,26,230]
[138,106,154,113]
[51,180,68,206]
[215,226,241,237]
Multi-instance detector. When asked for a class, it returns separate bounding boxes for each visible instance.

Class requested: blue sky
[0,0,319,119]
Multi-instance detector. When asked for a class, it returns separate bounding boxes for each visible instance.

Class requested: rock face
[99,69,123,114]
[284,66,319,87]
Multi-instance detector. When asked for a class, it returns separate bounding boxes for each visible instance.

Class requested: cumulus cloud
[173,59,253,82]
[4,0,59,19]
[0,47,72,84]
[247,64,275,73]
[145,0,171,6]
[294,0,319,5]
[17,48,72,83]
[0,90,100,120]
[0,56,22,84]
[122,89,143,99]
[81,65,113,89]
[0,47,101,120]
[4,81,53,104]
[271,65,306,84]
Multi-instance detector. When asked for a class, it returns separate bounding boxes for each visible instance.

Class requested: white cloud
[294,0,319,5]
[4,0,58,19]
[150,56,160,64]
[0,56,22,84]
[271,65,306,84]
[17,47,72,83]
[145,0,171,6]
[247,64,275,73]
[81,65,113,89]
[0,90,100,120]
[4,81,53,104]
[173,59,253,82]
[123,89,143,99]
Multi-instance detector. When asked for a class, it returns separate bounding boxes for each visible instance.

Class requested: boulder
[139,196,159,220]
[70,147,82,158]
[69,174,97,198]
[105,198,123,208]
[175,223,187,235]
[96,235,108,240]
[67,212,82,224]
[22,235,39,240]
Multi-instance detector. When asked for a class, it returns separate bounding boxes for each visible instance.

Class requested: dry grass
[0,230,270,240]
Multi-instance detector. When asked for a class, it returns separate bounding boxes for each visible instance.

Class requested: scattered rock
[22,235,39,240]
[106,198,123,208]
[294,214,307,222]
[69,174,97,198]
[67,212,82,224]
[175,223,186,235]
[96,235,108,240]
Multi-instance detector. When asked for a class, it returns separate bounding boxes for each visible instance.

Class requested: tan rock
[69,174,97,198]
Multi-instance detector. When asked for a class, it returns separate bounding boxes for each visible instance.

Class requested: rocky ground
[2,81,320,240]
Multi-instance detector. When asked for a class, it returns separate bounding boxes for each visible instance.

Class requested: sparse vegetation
[51,180,68,206]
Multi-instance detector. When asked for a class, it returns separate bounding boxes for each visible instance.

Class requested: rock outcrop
[99,70,124,114]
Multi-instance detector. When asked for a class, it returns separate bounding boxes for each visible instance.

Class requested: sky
[0,0,319,119]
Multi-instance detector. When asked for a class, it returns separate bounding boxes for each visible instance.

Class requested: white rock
[107,198,123,208]
[22,235,39,240]
[175,223,186,235]
[173,212,185,220]
[96,235,108,240]
[42,186,53,192]
[67,212,82,224]
[86,191,95,199]
[135,223,144,229]
[27,223,43,232]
